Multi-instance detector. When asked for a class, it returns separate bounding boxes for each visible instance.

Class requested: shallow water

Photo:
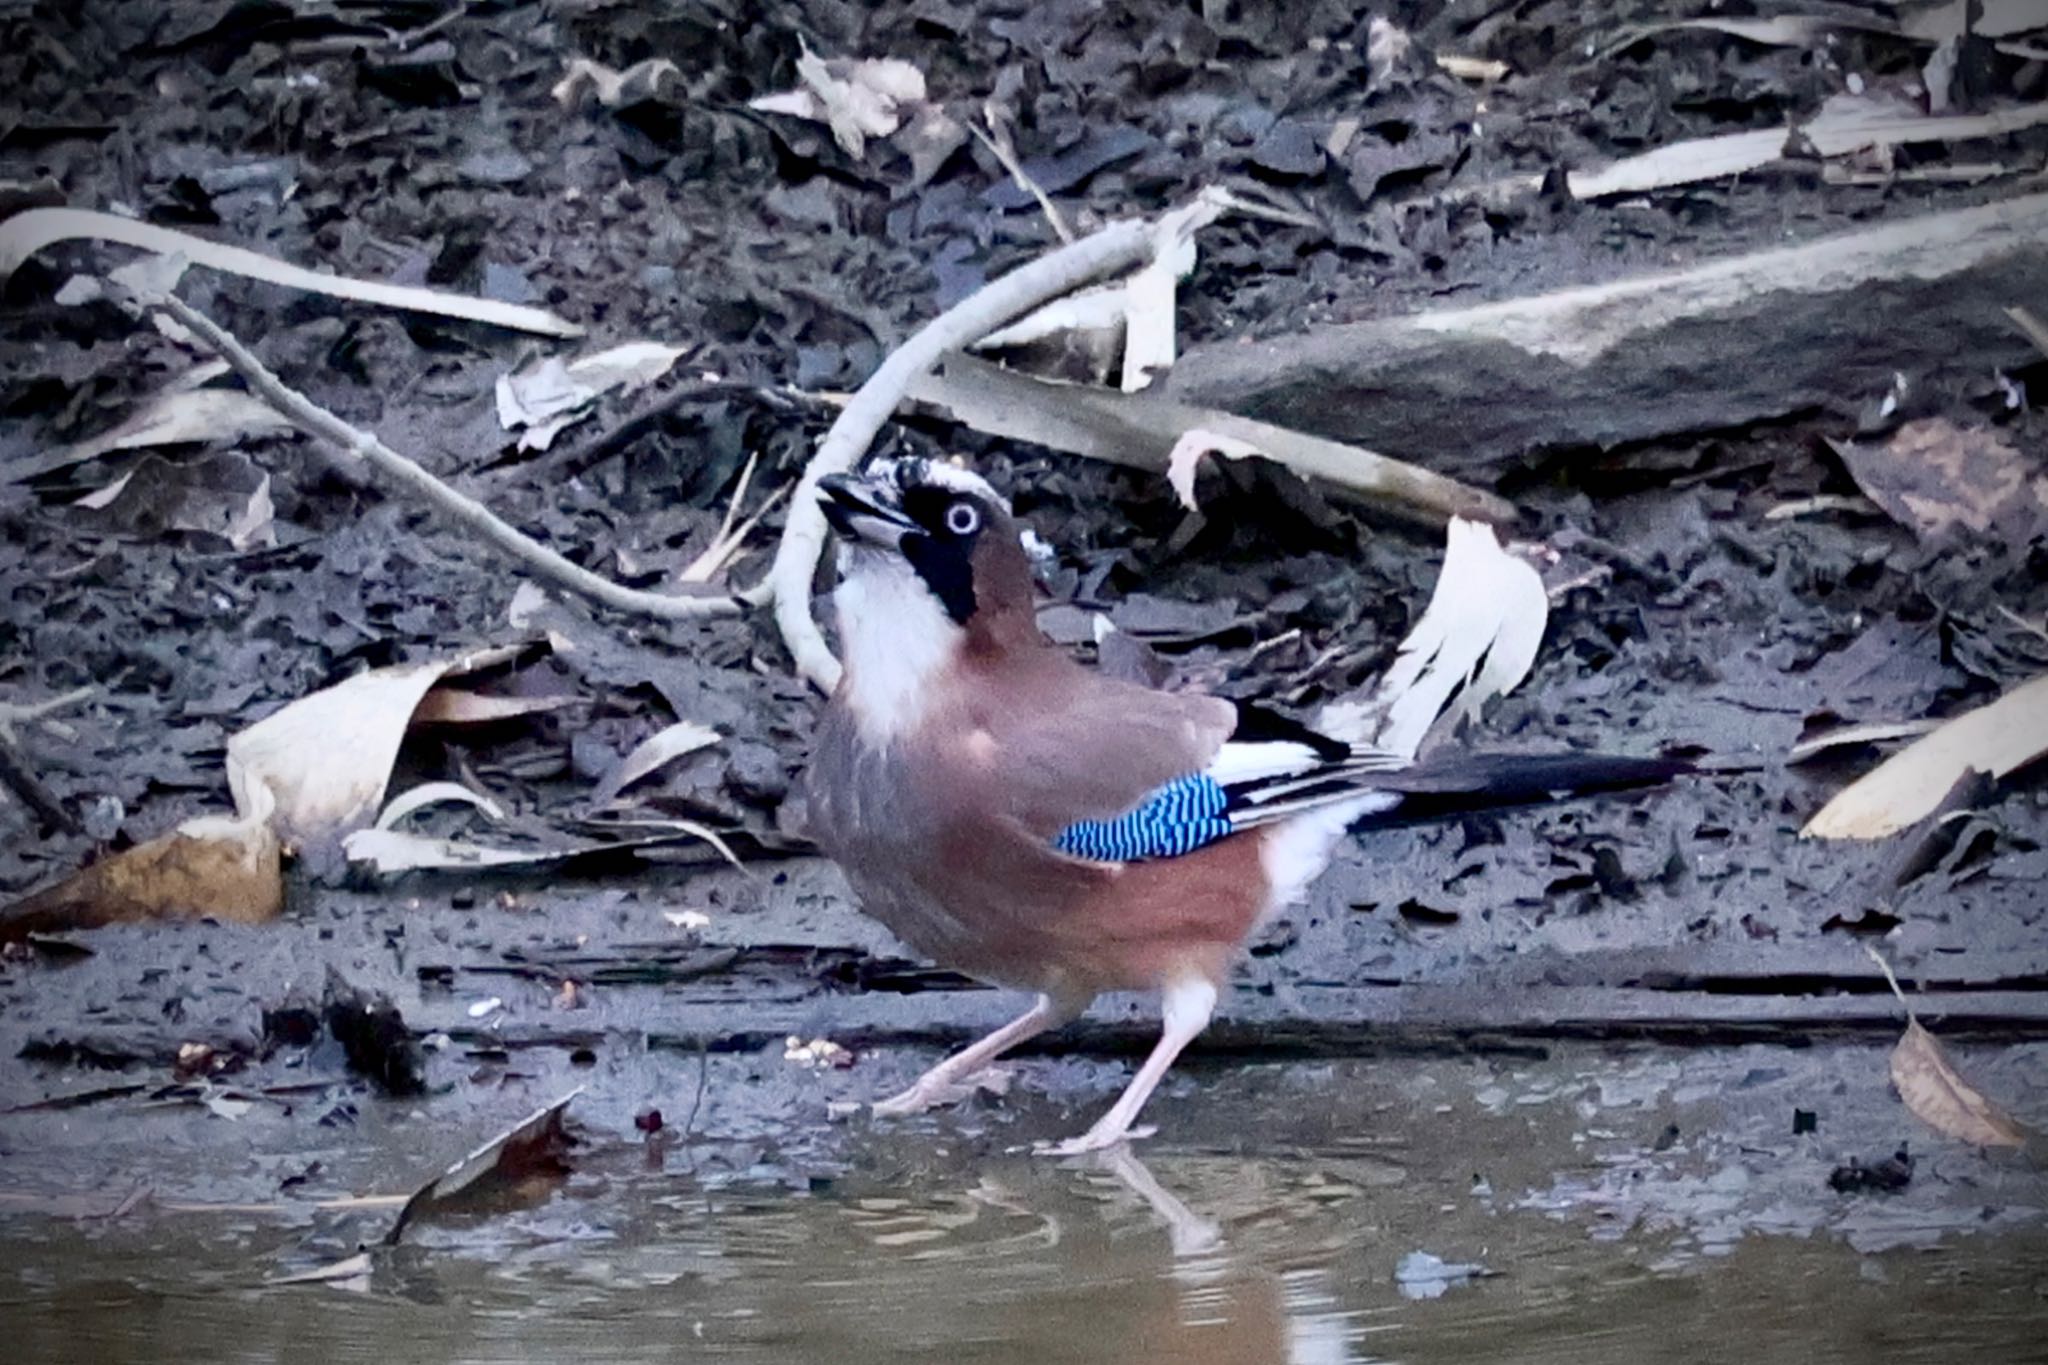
[4,1045,2045,1362]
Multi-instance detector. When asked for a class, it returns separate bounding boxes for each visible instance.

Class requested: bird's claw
[1034,1123,1157,1158]
[869,1066,1014,1117]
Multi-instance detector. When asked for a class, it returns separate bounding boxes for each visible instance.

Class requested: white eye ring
[945,501,981,535]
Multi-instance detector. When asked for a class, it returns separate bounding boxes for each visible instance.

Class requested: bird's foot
[869,1066,1015,1118]
[1034,1122,1157,1158]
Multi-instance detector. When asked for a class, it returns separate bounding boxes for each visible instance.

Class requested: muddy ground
[1,0,2047,1349]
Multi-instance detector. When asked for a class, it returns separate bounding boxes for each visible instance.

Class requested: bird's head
[818,456,1037,628]
[818,457,1041,728]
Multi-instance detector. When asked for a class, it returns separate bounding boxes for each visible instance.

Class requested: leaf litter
[75,450,277,551]
[4,384,294,484]
[749,44,945,160]
[1828,419,2048,546]
[224,644,546,850]
[1867,947,2032,1151]
[0,208,581,337]
[1804,674,2048,839]
[383,1088,582,1245]
[270,1089,583,1289]
[495,342,691,453]
[0,781,281,942]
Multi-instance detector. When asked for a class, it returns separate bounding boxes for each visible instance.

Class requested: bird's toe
[868,1090,933,1118]
[1034,1122,1157,1158]
[870,1065,1015,1117]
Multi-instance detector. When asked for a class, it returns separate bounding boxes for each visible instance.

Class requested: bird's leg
[870,992,1082,1117]
[1038,976,1217,1157]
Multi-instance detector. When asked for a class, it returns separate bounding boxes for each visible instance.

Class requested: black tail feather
[1361,750,1695,822]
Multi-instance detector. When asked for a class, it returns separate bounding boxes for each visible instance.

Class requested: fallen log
[1169,192,2048,475]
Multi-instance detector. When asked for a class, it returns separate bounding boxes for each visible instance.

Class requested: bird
[799,455,1684,1156]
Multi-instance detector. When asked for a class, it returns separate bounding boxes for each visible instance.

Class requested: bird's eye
[945,500,981,535]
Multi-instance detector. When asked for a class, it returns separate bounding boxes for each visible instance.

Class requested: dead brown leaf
[4,385,294,483]
[1867,945,2033,1150]
[410,688,577,725]
[1891,1018,2030,1149]
[1,208,581,338]
[76,449,276,550]
[592,720,722,804]
[1830,419,2048,545]
[1786,718,1941,764]
[1566,98,2048,200]
[384,1089,581,1245]
[0,796,281,942]
[906,352,1516,527]
[225,644,541,847]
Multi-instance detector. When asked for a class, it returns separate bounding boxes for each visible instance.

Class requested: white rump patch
[1258,792,1397,921]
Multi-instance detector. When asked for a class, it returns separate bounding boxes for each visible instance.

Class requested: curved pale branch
[151,292,740,621]
[767,214,1179,691]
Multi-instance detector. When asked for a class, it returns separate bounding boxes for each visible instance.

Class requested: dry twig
[148,293,741,621]
[972,106,1074,243]
[678,451,791,585]
[2008,305,2048,359]
[0,685,97,836]
[0,685,97,738]
[0,738,75,834]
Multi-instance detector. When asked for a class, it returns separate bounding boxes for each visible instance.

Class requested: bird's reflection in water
[1070,1145,1362,1365]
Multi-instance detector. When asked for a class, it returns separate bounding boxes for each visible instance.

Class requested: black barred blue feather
[1047,729,1689,864]
[1053,774,1234,861]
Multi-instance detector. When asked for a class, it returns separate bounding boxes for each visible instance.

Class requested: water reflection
[6,1045,2048,1363]
[1092,1145,1222,1256]
[773,1142,1367,1364]
[1088,1145,1356,1365]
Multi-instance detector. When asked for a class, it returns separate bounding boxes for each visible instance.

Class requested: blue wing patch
[1053,774,1235,862]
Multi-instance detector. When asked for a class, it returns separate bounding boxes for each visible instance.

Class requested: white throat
[833,550,961,745]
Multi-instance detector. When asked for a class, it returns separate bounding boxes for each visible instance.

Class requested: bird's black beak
[818,471,918,549]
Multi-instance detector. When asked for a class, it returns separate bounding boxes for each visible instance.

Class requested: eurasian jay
[802,457,1679,1155]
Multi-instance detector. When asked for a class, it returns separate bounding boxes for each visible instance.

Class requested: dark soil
[1,0,2045,1249]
